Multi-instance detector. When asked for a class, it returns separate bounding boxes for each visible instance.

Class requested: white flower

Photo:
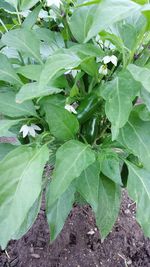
[98,65,108,76]
[20,10,31,18]
[65,104,77,114]
[64,69,79,78]
[39,10,49,19]
[102,55,118,66]
[20,124,41,138]
[49,9,57,21]
[46,0,61,8]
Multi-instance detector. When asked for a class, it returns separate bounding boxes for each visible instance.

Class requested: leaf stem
[0,19,8,32]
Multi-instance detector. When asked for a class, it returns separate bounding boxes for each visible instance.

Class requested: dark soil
[0,191,150,267]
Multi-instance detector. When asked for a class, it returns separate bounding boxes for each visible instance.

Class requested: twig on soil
[118,253,128,267]
[5,250,10,259]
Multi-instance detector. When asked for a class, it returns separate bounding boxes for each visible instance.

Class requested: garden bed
[0,191,150,267]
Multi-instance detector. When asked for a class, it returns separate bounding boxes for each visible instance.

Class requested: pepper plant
[0,0,150,249]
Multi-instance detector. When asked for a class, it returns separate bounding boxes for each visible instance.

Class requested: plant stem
[0,19,8,32]
[16,7,22,25]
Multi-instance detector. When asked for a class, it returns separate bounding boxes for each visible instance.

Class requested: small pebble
[31,253,40,259]
[127,259,132,265]
[87,229,95,235]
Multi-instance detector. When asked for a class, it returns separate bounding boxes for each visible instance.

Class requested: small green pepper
[82,116,99,144]
[77,92,102,124]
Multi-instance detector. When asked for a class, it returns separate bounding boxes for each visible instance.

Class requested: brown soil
[0,191,150,267]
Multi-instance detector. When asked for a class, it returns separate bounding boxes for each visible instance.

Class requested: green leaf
[118,111,150,171]
[76,161,100,211]
[46,183,75,241]
[126,161,150,237]
[22,4,42,29]
[44,103,79,141]
[95,174,121,239]
[39,50,81,87]
[0,119,21,137]
[16,65,42,81]
[34,28,65,49]
[0,91,37,117]
[101,70,140,139]
[128,64,150,93]
[110,12,146,52]
[47,140,95,206]
[141,87,150,111]
[98,149,122,185]
[0,1,16,13]
[69,0,140,43]
[0,145,49,249]
[69,43,104,58]
[20,0,40,10]
[16,82,62,103]
[2,29,43,64]
[0,143,16,161]
[13,193,42,240]
[0,53,22,85]
[4,0,17,9]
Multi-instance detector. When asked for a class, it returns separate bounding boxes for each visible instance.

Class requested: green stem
[0,19,8,32]
[88,77,96,93]
[16,7,22,25]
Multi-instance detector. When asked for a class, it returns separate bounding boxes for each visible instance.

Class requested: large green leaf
[0,143,16,161]
[101,70,140,139]
[13,194,42,240]
[16,65,42,81]
[141,87,150,111]
[126,161,150,237]
[128,64,150,93]
[0,1,16,13]
[44,103,79,141]
[95,174,121,239]
[34,28,65,50]
[0,145,49,249]
[2,29,42,64]
[0,119,21,137]
[0,53,22,85]
[76,161,100,211]
[47,140,95,206]
[118,111,150,171]
[98,149,122,185]
[46,183,75,241]
[20,0,40,10]
[109,12,146,52]
[39,50,81,87]
[22,5,42,29]
[0,91,37,117]
[69,0,140,43]
[69,43,104,58]
[16,82,62,103]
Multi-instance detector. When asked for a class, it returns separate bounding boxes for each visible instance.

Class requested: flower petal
[98,65,108,76]
[102,56,111,64]
[28,127,36,137]
[31,124,41,131]
[110,55,118,66]
[65,104,77,114]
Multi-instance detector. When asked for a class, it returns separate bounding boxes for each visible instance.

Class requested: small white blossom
[102,55,118,66]
[64,69,79,78]
[98,65,108,76]
[65,104,77,114]
[39,10,49,19]
[20,10,31,17]
[20,124,41,138]
[46,0,61,8]
[49,9,57,21]
[87,229,95,235]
